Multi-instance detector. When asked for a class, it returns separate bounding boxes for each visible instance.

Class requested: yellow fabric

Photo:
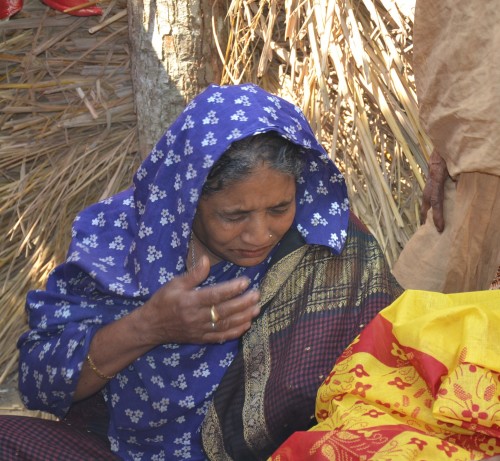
[272,290,500,460]
[381,290,500,374]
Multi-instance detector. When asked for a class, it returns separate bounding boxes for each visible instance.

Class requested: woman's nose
[241,217,271,245]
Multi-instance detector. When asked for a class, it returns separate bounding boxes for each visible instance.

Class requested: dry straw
[0,0,140,387]
[1,0,426,399]
[217,0,430,265]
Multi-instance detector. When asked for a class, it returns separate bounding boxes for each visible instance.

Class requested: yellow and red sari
[272,289,500,460]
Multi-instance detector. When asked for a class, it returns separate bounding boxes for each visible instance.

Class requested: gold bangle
[86,353,115,380]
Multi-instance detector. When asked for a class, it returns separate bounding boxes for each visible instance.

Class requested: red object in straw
[41,0,102,16]
[0,0,102,18]
[0,0,23,19]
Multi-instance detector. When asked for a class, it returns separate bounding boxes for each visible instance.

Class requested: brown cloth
[393,0,500,292]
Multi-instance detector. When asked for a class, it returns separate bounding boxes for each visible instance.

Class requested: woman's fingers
[142,255,260,345]
[209,292,260,326]
[203,308,259,343]
[206,288,260,319]
[180,255,252,304]
[198,288,260,343]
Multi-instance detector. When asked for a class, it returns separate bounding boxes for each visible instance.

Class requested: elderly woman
[4,84,402,460]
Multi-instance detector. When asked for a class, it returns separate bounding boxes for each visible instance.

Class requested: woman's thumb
[186,254,210,286]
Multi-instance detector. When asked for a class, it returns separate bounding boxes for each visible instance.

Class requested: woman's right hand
[136,255,261,346]
[75,256,260,400]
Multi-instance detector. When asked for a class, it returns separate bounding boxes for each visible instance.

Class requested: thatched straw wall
[218,0,427,265]
[0,0,140,384]
[0,0,423,390]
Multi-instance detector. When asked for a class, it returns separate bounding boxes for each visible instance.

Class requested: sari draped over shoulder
[202,215,403,460]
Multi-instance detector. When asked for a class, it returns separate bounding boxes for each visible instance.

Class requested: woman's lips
[234,247,271,259]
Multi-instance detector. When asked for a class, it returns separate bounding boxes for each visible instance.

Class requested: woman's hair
[201,131,305,196]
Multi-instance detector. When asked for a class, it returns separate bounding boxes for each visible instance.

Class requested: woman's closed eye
[269,205,291,215]
[220,205,291,222]
[222,213,247,223]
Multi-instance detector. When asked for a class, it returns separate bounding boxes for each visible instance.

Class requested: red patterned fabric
[271,290,500,461]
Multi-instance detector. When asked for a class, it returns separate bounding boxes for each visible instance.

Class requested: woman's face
[192,164,297,267]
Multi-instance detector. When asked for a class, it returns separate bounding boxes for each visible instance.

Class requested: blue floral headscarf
[67,83,349,299]
[19,83,349,460]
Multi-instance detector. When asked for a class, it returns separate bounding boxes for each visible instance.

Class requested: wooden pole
[127,0,227,157]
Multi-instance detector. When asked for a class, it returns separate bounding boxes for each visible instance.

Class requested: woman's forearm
[74,305,156,400]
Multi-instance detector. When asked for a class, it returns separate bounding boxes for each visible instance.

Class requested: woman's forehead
[199,166,296,210]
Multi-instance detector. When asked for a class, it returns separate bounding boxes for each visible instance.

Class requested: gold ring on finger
[210,305,220,323]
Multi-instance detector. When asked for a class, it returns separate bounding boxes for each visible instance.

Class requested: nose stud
[269,234,273,239]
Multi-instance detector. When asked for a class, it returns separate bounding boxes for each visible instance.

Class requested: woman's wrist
[74,308,160,400]
[130,299,166,348]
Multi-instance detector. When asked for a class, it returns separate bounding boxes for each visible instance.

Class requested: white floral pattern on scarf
[18,84,349,460]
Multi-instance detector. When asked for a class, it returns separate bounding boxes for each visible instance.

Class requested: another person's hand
[138,255,261,346]
[420,149,449,232]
